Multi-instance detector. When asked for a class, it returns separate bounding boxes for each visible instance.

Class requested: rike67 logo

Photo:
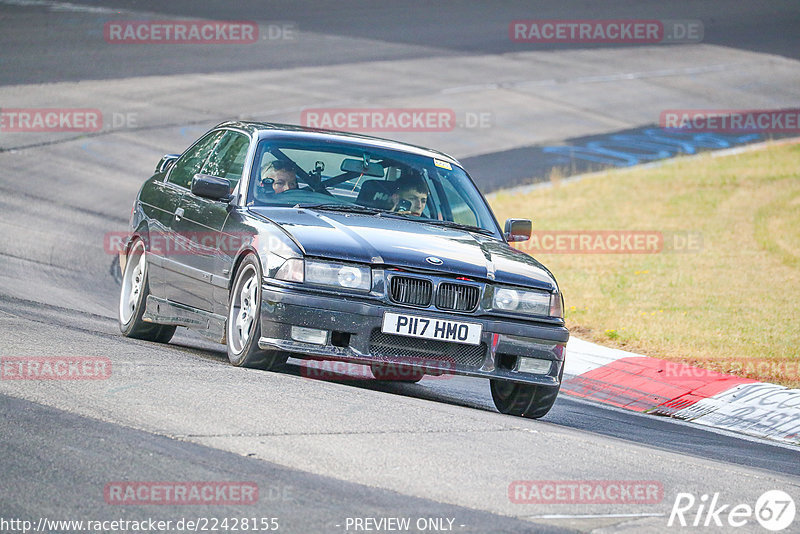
[669,490,795,531]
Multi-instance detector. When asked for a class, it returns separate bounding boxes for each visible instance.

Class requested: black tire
[490,377,561,419]
[226,254,288,370]
[370,363,424,383]
[119,238,176,343]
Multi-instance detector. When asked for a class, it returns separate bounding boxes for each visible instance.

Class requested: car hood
[249,207,557,291]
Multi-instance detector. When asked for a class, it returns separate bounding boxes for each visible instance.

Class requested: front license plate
[381,312,482,345]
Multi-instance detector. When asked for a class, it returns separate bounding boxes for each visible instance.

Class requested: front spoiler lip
[258,336,560,387]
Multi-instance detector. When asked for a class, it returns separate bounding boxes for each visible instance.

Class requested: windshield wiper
[300,203,390,215]
[421,219,495,236]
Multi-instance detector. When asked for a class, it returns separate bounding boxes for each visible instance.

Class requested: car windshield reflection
[247,141,500,236]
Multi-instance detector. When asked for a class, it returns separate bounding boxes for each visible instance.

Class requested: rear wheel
[226,254,288,370]
[119,238,176,343]
[490,379,560,419]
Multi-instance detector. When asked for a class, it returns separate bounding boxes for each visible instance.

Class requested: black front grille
[389,276,432,307]
[369,330,486,368]
[436,282,479,312]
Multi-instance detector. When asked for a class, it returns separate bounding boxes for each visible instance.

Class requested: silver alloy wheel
[228,263,258,354]
[119,240,146,325]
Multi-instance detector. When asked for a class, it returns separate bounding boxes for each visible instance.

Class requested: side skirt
[143,295,226,344]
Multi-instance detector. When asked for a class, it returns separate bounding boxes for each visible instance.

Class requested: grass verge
[488,141,800,387]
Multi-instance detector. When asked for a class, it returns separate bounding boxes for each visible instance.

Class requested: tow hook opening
[331,331,351,348]
[496,353,518,371]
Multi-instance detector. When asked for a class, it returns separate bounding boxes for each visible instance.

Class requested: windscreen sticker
[433,158,452,170]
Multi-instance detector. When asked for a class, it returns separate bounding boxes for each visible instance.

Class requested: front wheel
[490,379,560,419]
[119,237,176,343]
[226,254,288,370]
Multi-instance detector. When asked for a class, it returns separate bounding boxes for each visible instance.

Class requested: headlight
[550,291,564,319]
[305,259,371,291]
[492,286,551,317]
[275,258,304,282]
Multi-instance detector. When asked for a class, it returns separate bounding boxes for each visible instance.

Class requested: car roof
[216,121,462,167]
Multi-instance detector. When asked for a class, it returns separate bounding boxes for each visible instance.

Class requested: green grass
[489,142,800,387]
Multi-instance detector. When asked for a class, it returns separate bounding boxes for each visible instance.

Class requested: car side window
[438,172,479,226]
[202,131,250,191]
[167,131,225,189]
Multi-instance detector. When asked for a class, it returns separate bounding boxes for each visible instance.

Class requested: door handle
[175,207,184,221]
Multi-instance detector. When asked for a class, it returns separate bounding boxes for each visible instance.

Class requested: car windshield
[246,140,500,235]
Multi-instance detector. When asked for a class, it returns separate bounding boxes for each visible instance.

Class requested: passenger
[391,172,428,216]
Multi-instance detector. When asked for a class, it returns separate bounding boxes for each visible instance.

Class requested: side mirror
[155,154,180,174]
[191,174,231,201]
[504,218,532,242]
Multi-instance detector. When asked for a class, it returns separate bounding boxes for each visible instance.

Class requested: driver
[260,160,298,194]
[391,172,428,216]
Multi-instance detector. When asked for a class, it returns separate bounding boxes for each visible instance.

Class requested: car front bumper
[257,283,568,386]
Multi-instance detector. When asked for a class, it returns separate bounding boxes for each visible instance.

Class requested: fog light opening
[518,357,552,375]
[290,326,328,345]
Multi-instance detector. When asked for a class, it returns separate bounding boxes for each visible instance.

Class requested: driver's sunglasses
[260,160,294,186]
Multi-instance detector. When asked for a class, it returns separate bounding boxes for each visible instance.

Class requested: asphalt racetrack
[1,2,799,533]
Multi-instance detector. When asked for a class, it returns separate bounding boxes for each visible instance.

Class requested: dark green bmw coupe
[119,122,568,418]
